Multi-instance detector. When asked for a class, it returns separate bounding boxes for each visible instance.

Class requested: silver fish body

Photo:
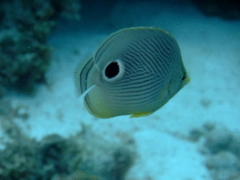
[76,27,190,118]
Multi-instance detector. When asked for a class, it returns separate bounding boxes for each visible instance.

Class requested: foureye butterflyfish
[75,27,190,118]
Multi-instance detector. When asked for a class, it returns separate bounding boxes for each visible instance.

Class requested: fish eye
[181,71,187,81]
[181,74,185,81]
[103,59,124,81]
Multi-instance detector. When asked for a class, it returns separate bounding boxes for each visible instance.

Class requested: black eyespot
[105,61,120,79]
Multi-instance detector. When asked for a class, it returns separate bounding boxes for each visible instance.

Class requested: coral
[0,32,52,94]
[191,0,240,20]
[106,148,134,180]
[0,0,81,97]
[189,123,240,180]
[0,100,135,180]
[204,124,233,154]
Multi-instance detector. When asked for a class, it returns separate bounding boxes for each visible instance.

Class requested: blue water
[1,0,240,179]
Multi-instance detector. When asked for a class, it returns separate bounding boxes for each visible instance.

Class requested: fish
[75,27,190,118]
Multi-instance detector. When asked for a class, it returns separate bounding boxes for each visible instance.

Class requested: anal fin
[130,111,153,118]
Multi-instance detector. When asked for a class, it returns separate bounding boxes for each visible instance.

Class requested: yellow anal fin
[130,112,153,118]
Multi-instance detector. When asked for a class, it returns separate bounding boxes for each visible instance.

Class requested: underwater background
[0,0,240,179]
